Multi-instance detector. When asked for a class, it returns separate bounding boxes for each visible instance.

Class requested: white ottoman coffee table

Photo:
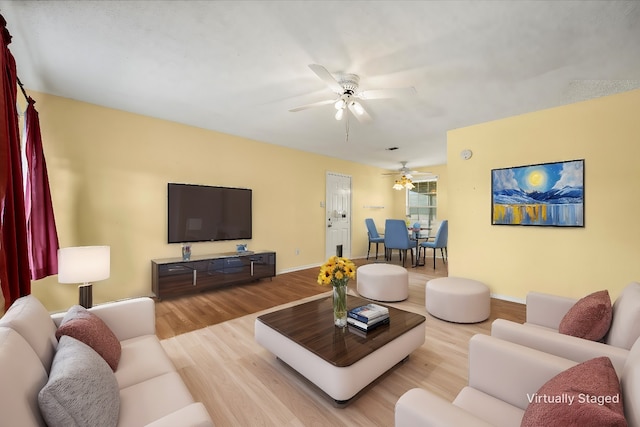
[255,295,425,405]
[357,263,409,302]
[425,277,490,323]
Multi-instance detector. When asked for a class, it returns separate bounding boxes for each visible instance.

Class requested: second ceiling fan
[383,162,434,190]
[289,64,416,122]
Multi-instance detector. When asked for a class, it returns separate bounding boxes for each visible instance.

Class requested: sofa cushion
[143,403,215,427]
[521,357,626,427]
[607,282,640,349]
[0,294,58,371]
[453,386,524,427]
[558,290,612,341]
[116,335,176,389]
[622,338,640,426]
[56,305,121,371]
[38,335,120,427]
[118,372,194,427]
[0,327,49,427]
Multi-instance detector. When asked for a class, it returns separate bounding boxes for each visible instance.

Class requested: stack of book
[347,303,390,332]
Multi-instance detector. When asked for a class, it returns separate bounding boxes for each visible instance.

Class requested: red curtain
[25,97,59,280]
[0,15,31,310]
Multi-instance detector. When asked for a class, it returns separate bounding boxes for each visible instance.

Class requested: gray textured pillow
[38,336,120,427]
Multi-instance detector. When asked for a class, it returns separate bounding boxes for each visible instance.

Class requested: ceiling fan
[289,64,416,123]
[382,161,431,178]
[383,162,433,190]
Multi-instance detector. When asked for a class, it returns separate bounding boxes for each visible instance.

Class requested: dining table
[409,226,431,267]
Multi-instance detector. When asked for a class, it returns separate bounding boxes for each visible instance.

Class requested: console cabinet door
[198,257,251,287]
[249,253,276,279]
[154,263,197,298]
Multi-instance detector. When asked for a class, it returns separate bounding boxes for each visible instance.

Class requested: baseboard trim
[490,293,525,305]
[277,263,323,275]
[276,256,371,275]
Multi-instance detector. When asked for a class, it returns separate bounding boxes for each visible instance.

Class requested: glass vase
[333,282,348,327]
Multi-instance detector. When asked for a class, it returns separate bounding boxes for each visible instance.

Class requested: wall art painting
[491,159,584,227]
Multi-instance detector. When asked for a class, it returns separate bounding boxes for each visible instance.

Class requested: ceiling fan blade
[358,87,416,100]
[381,170,432,177]
[381,161,432,176]
[308,64,344,94]
[348,101,372,123]
[288,98,336,112]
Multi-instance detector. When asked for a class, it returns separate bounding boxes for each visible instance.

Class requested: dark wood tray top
[257,295,425,367]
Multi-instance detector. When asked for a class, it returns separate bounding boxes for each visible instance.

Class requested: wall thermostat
[460,149,473,160]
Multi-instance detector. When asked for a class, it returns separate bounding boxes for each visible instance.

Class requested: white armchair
[395,334,640,427]
[492,282,640,375]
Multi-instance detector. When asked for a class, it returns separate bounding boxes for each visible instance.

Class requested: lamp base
[79,283,93,309]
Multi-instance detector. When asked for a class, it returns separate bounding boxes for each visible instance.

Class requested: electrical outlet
[295,248,300,255]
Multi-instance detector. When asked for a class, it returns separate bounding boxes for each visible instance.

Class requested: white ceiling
[1,1,639,172]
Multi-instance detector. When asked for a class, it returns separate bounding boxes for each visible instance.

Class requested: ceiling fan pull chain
[345,113,350,142]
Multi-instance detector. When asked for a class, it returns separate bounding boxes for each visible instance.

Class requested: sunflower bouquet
[318,256,356,327]
[317,256,356,287]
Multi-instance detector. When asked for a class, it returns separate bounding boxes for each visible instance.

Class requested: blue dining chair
[365,218,385,260]
[420,220,448,269]
[384,219,414,267]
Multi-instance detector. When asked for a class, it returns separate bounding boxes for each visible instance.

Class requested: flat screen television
[167,183,252,243]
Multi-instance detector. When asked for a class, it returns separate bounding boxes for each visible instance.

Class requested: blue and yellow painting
[492,159,584,226]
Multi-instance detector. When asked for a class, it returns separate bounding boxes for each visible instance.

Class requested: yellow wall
[427,165,449,222]
[28,91,419,312]
[448,89,640,302]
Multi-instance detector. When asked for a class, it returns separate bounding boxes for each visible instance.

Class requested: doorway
[325,172,352,260]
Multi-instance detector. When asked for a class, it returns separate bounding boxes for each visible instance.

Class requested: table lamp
[58,246,110,308]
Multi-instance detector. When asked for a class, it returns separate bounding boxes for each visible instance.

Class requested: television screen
[167,183,252,243]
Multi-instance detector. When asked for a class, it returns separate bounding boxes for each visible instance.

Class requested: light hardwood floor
[158,257,526,426]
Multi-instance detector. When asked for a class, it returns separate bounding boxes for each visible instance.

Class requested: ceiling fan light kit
[332,93,365,121]
[394,175,415,190]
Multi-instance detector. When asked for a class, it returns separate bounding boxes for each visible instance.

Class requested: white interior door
[325,172,352,259]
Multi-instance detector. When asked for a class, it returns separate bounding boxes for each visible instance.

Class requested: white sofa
[492,282,640,375]
[395,334,640,426]
[0,295,214,427]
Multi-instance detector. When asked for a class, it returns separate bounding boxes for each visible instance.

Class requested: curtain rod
[16,76,29,101]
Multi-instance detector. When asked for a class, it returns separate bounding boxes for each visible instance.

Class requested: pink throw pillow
[559,290,612,341]
[56,305,121,371]
[521,357,626,427]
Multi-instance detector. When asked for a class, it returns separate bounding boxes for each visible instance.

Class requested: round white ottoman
[425,277,490,323]
[357,263,409,302]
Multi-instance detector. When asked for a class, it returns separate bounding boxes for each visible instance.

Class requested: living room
[1,2,640,425]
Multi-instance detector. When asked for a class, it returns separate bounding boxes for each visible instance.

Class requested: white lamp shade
[58,246,110,284]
